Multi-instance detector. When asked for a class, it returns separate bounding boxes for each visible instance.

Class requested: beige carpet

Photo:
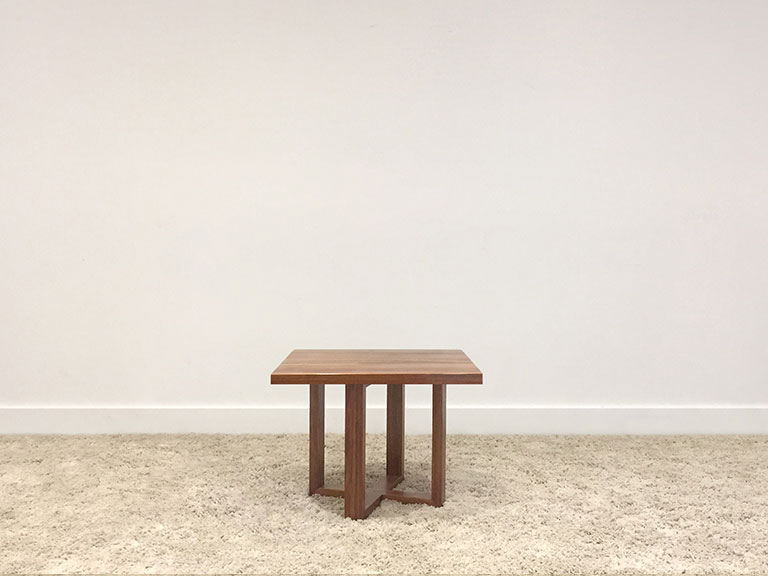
[1,434,767,574]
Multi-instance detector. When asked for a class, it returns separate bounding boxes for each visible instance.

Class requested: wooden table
[271,349,482,519]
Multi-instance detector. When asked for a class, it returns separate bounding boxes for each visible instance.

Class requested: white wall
[1,0,767,433]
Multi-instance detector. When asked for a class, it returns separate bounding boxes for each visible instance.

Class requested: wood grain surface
[271,349,482,385]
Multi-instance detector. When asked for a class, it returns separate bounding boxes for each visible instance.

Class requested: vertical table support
[308,384,325,495]
[345,384,367,519]
[386,384,405,478]
[431,383,446,506]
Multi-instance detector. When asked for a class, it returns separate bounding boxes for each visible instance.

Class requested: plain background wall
[1,0,767,433]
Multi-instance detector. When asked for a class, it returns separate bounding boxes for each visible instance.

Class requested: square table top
[271,349,482,385]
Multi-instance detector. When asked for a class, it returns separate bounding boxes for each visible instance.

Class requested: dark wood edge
[308,385,325,495]
[382,489,433,505]
[314,485,344,498]
[271,373,482,385]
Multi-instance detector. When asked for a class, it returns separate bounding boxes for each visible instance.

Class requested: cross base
[309,383,446,519]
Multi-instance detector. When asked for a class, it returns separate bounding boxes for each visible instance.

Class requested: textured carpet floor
[1,434,767,574]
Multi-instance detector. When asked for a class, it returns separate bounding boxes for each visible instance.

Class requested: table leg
[345,384,366,519]
[431,383,446,506]
[309,385,325,495]
[386,384,405,478]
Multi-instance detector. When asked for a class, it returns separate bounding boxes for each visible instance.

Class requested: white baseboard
[0,405,766,434]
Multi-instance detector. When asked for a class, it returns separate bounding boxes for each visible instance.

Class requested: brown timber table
[270,349,482,519]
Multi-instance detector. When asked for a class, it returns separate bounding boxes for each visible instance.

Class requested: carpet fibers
[1,434,767,574]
